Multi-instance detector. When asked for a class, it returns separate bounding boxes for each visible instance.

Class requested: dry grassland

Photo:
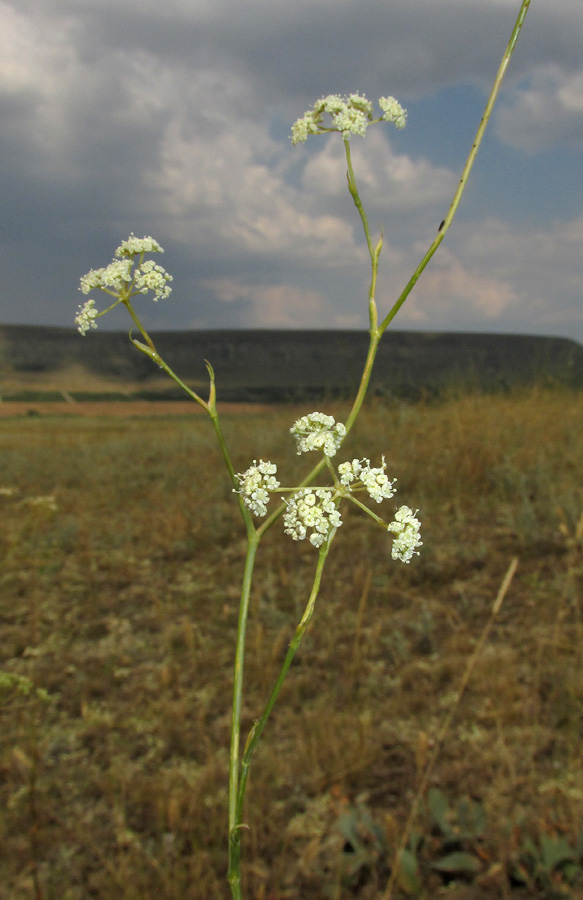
[1,388,582,900]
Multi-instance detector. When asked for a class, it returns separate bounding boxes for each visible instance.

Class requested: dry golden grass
[1,387,582,899]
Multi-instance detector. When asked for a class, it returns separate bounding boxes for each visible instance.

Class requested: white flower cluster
[338,457,397,503]
[283,489,342,548]
[235,460,280,517]
[75,298,99,335]
[388,506,423,564]
[76,235,172,335]
[290,412,346,458]
[291,92,406,144]
[79,258,133,296]
[133,259,173,300]
[115,235,164,258]
[378,96,408,130]
[234,411,421,562]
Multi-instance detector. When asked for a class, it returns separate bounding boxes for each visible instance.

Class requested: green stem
[379,0,532,335]
[124,299,210,412]
[118,298,259,900]
[345,138,383,331]
[345,138,375,263]
[232,534,334,849]
[258,162,384,540]
[122,301,255,520]
[343,328,381,434]
[227,532,260,900]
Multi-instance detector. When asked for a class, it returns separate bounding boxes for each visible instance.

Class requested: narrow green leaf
[395,848,422,896]
[431,851,481,874]
[427,788,449,832]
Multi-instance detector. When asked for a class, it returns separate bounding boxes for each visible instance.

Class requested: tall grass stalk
[72,3,532,897]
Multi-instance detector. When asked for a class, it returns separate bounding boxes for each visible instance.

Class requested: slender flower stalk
[74,5,531,898]
[232,0,532,869]
[228,533,334,900]
[379,0,532,335]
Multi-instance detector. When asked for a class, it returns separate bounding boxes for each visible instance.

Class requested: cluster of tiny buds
[291,93,407,144]
[234,412,421,562]
[388,506,422,563]
[76,235,173,335]
[290,412,346,458]
[338,457,396,503]
[234,460,280,518]
[283,489,342,548]
[115,235,164,257]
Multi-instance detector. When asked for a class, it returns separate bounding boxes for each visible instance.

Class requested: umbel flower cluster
[235,412,422,562]
[75,235,173,335]
[291,93,407,144]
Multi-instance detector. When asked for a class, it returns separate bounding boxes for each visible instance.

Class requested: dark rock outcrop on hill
[1,325,582,401]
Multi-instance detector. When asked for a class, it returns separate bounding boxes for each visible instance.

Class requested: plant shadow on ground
[1,387,582,900]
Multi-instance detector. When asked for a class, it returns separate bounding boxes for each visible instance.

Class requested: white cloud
[201,279,336,328]
[390,216,583,336]
[401,247,520,324]
[300,127,456,235]
[155,115,365,265]
[0,0,581,343]
[495,65,583,151]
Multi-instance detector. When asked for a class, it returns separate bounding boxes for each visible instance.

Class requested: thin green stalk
[232,534,334,845]
[124,301,255,515]
[227,533,261,900]
[345,138,383,332]
[115,290,262,900]
[125,299,210,412]
[119,292,261,900]
[258,161,384,539]
[257,324,381,542]
[379,0,532,335]
[345,138,376,264]
[343,327,381,434]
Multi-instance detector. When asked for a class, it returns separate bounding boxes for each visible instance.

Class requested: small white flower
[235,460,280,517]
[75,299,99,335]
[115,234,164,257]
[291,92,406,143]
[79,259,132,295]
[77,236,173,331]
[388,506,422,563]
[291,114,320,145]
[283,488,342,548]
[133,259,173,301]
[378,96,407,130]
[338,457,397,503]
[359,458,397,503]
[290,412,346,458]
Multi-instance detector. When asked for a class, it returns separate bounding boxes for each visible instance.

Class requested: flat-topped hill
[1,325,582,401]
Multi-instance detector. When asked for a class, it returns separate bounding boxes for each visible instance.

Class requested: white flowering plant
[76,235,172,335]
[75,3,530,897]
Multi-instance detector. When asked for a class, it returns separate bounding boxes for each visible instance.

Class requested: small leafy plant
[425,787,487,881]
[509,816,583,896]
[72,3,532,897]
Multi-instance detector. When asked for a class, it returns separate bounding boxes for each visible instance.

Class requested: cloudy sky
[1,0,582,343]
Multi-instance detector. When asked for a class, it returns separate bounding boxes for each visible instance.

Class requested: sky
[1,0,582,343]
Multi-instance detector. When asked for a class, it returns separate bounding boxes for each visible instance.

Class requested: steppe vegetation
[1,387,582,899]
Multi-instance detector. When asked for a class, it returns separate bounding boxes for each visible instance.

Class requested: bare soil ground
[0,401,271,417]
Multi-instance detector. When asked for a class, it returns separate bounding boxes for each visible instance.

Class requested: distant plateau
[1,325,582,403]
